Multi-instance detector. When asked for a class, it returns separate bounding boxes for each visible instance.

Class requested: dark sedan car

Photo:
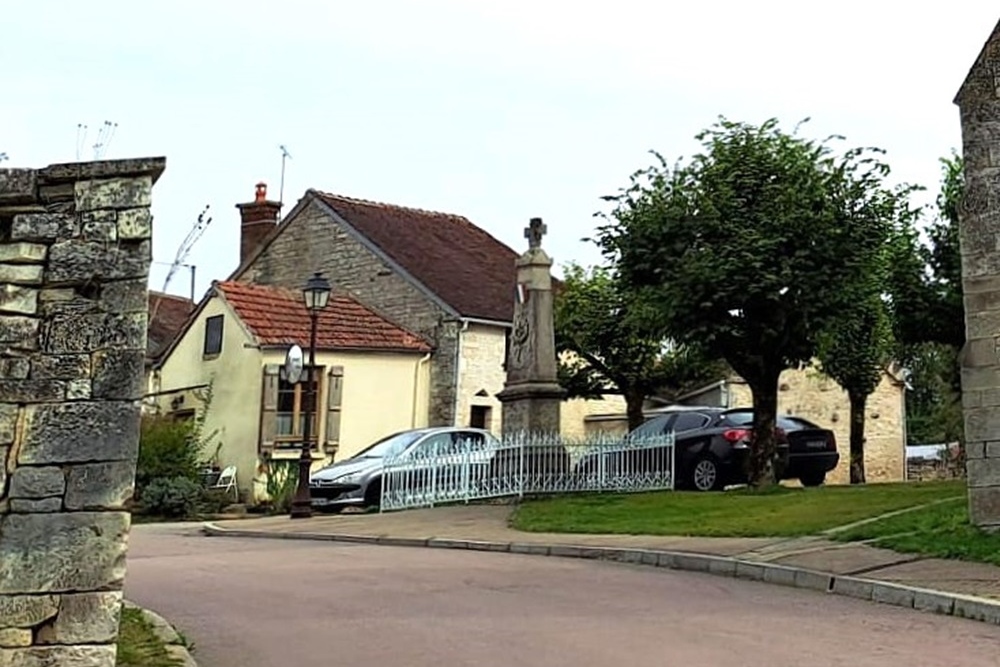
[624,406,839,491]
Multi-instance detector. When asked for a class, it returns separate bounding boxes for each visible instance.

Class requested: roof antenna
[278,144,292,221]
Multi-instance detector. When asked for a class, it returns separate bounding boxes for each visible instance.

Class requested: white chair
[212,465,238,502]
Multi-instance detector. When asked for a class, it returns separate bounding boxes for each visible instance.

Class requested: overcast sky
[3,1,998,299]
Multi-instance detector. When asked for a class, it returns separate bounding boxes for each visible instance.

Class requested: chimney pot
[237,182,282,266]
[255,182,267,202]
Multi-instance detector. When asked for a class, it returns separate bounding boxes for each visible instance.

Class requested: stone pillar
[0,158,164,664]
[497,218,566,435]
[955,19,1000,530]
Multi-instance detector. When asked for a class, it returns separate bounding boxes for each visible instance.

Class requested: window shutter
[259,365,280,454]
[325,366,344,456]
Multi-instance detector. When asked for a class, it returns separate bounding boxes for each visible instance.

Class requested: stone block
[46,240,150,285]
[74,176,152,212]
[0,629,31,648]
[65,380,90,400]
[8,467,65,499]
[962,366,1000,392]
[953,595,1000,624]
[969,486,1000,527]
[0,645,116,666]
[913,590,956,615]
[35,592,122,645]
[41,313,145,354]
[987,441,1000,458]
[0,405,16,445]
[18,402,139,465]
[831,576,874,601]
[965,406,1000,443]
[967,459,1000,486]
[0,512,130,594]
[8,498,62,513]
[64,462,135,510]
[116,208,152,240]
[871,582,916,608]
[0,595,59,629]
[0,380,65,403]
[0,317,38,350]
[0,286,37,316]
[0,358,30,380]
[81,220,117,243]
[967,441,987,460]
[793,569,833,592]
[0,266,42,286]
[0,170,37,204]
[10,213,78,242]
[0,244,46,265]
[91,349,145,400]
[29,355,90,381]
[0,446,7,491]
[100,279,148,313]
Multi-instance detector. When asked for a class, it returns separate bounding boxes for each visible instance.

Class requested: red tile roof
[315,192,519,323]
[215,281,430,353]
[147,291,195,362]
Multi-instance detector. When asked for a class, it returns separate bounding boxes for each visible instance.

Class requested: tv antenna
[149,205,213,324]
[0,153,7,163]
[76,121,119,160]
[278,144,292,220]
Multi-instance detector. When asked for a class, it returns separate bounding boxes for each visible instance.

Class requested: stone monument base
[497,383,566,435]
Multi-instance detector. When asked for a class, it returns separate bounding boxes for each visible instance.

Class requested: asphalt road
[125,523,1000,667]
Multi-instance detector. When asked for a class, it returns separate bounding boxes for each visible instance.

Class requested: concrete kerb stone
[121,600,197,666]
[199,523,1000,628]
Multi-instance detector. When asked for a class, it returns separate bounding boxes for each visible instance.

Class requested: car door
[670,411,714,475]
[400,431,456,500]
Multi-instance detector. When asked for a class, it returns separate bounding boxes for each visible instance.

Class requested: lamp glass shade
[302,272,331,311]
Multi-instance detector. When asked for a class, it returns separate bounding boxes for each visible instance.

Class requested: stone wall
[956,18,1000,529]
[237,195,460,426]
[0,158,163,665]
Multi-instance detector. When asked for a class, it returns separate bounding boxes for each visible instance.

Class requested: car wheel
[689,455,723,492]
[364,478,383,508]
[799,472,826,488]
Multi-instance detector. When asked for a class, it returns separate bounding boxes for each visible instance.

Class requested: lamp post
[290,271,331,519]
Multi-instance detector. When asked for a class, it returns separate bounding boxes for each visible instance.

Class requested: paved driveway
[125,523,1000,667]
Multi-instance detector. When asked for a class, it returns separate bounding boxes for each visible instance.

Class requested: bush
[136,416,203,496]
[198,488,235,515]
[140,477,203,518]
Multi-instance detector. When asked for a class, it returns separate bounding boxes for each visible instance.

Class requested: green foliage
[594,117,899,486]
[904,342,963,445]
[140,476,203,518]
[554,263,726,428]
[117,607,185,667]
[135,417,203,495]
[818,294,894,403]
[257,458,300,514]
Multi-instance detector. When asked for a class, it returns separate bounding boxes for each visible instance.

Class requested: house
[227,183,624,436]
[150,279,431,501]
[143,291,194,412]
[581,364,908,484]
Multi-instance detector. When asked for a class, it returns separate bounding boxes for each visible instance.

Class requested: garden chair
[212,465,239,502]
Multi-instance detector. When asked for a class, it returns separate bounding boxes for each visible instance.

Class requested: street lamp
[289,271,332,519]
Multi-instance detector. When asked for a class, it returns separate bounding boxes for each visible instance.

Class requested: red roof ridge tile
[314,190,471,222]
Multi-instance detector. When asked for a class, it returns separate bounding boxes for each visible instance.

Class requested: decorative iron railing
[380,431,675,512]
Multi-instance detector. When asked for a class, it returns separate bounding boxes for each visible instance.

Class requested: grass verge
[510,480,965,538]
[116,607,183,667]
[830,497,1000,566]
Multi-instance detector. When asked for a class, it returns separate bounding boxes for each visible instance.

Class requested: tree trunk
[848,390,867,485]
[747,372,781,489]
[625,388,646,432]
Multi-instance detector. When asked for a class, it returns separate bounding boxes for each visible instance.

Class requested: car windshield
[722,411,819,430]
[353,430,427,459]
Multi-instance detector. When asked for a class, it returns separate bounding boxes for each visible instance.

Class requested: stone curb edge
[122,600,197,667]
[200,522,1000,628]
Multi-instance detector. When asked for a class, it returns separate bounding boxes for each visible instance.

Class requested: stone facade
[455,323,507,431]
[0,158,163,665]
[956,17,1000,529]
[237,197,461,426]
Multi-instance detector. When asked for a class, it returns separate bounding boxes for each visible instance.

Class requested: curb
[122,600,197,667]
[201,522,1000,628]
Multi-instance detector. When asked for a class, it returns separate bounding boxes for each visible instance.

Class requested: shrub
[198,488,235,515]
[257,458,299,514]
[141,477,202,518]
[135,416,203,497]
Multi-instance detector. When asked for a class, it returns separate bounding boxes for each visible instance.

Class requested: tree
[594,118,896,487]
[817,294,894,484]
[555,262,725,430]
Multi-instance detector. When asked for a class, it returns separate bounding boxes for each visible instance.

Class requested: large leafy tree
[555,263,724,430]
[595,118,897,487]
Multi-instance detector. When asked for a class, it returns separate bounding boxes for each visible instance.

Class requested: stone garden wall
[0,158,164,665]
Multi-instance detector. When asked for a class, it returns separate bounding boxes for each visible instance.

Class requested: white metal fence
[380,431,675,512]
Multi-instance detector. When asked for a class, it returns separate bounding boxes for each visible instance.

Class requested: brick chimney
[236,182,282,265]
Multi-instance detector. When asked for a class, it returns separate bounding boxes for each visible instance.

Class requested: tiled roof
[315,192,519,323]
[215,281,431,353]
[147,291,194,362]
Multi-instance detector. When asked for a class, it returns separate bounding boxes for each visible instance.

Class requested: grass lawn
[510,480,966,538]
[830,497,1000,566]
[116,607,183,667]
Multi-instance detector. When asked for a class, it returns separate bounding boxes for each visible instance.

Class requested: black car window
[672,412,711,432]
[630,414,671,437]
[722,411,816,431]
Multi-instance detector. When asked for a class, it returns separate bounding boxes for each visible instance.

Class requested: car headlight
[334,473,362,485]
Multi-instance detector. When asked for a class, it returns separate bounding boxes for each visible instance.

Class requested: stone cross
[525,217,547,250]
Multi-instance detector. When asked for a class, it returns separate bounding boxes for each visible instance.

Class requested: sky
[2,1,998,301]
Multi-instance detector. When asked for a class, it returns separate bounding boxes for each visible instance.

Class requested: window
[672,412,711,433]
[275,366,320,447]
[470,405,492,430]
[203,315,223,357]
[630,414,671,437]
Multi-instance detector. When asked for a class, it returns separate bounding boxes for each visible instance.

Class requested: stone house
[225,184,622,436]
[149,280,432,500]
[581,364,908,484]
